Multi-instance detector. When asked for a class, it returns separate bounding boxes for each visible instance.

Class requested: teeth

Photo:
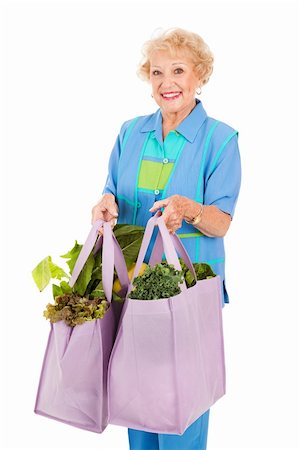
[162,92,180,98]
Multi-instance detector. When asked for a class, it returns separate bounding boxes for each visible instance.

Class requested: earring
[196,87,202,95]
[151,94,153,98]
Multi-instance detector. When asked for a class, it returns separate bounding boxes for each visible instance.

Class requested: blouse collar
[140,99,208,143]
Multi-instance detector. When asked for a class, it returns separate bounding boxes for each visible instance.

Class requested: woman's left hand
[149,195,190,234]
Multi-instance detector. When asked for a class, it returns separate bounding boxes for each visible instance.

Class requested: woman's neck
[162,99,197,139]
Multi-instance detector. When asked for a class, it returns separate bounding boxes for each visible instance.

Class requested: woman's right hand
[91,193,119,235]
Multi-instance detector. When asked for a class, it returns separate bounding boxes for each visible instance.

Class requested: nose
[160,77,177,91]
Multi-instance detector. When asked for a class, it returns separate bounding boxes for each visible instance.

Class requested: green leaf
[43,294,109,326]
[73,253,95,296]
[52,284,63,298]
[112,291,124,302]
[193,263,216,280]
[32,256,69,292]
[48,257,69,280]
[89,280,106,299]
[85,265,102,295]
[121,236,144,267]
[113,224,144,235]
[32,256,51,291]
[84,248,103,295]
[113,224,145,267]
[90,289,106,299]
[94,252,102,268]
[60,240,82,274]
[128,263,184,300]
[60,280,73,294]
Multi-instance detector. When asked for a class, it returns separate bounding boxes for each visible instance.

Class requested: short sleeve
[101,134,121,197]
[204,133,241,219]
[101,119,133,197]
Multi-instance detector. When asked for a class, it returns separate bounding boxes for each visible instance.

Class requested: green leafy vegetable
[113,224,145,267]
[193,263,216,280]
[175,258,216,288]
[128,263,185,300]
[89,280,106,300]
[60,280,73,294]
[60,240,82,274]
[32,224,146,326]
[52,280,73,298]
[128,259,216,300]
[32,256,69,291]
[72,252,95,296]
[32,223,217,322]
[52,284,63,298]
[43,294,109,327]
[48,258,69,280]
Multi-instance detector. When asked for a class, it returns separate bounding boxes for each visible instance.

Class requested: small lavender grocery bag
[108,211,226,435]
[34,220,129,433]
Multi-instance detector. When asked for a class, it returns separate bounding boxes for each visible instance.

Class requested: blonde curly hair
[137,28,214,86]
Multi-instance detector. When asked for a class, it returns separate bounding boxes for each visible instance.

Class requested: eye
[174,67,184,74]
[152,70,161,76]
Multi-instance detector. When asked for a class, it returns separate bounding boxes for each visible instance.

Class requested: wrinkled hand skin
[91,193,119,234]
[149,194,190,234]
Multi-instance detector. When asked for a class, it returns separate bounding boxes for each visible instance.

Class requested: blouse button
[163,158,169,164]
[137,201,141,208]
[154,189,160,195]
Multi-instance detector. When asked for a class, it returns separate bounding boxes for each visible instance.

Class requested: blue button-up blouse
[102,100,242,305]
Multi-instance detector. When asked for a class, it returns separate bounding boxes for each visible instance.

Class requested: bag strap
[69,220,130,303]
[149,232,197,281]
[128,211,197,296]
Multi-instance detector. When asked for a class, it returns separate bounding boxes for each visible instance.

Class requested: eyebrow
[151,62,188,68]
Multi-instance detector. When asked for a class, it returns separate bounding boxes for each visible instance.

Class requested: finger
[149,199,168,212]
[91,210,97,224]
[107,210,118,218]
[92,212,102,222]
[92,216,101,225]
[160,211,170,224]
[98,219,116,234]
[149,205,164,213]
[91,206,105,224]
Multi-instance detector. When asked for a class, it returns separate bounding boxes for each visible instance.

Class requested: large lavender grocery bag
[108,211,226,435]
[34,220,129,433]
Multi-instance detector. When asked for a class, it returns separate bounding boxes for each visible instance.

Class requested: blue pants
[128,409,210,450]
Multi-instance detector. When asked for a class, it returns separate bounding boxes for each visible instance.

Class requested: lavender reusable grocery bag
[34,220,129,433]
[108,211,226,435]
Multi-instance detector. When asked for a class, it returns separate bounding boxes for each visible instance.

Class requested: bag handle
[69,220,130,303]
[69,219,103,286]
[149,232,197,282]
[127,211,197,296]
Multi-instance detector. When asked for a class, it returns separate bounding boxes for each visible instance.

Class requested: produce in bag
[32,224,146,325]
[128,258,216,300]
[33,220,133,433]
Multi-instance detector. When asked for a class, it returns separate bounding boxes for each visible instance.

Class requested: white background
[1,0,299,449]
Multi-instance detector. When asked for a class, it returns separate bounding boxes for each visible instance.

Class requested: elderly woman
[92,28,241,450]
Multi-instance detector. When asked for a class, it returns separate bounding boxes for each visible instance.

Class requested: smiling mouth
[161,92,182,100]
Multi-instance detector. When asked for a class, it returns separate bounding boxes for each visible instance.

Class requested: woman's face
[149,49,200,115]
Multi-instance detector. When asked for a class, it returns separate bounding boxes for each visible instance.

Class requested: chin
[161,101,184,112]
